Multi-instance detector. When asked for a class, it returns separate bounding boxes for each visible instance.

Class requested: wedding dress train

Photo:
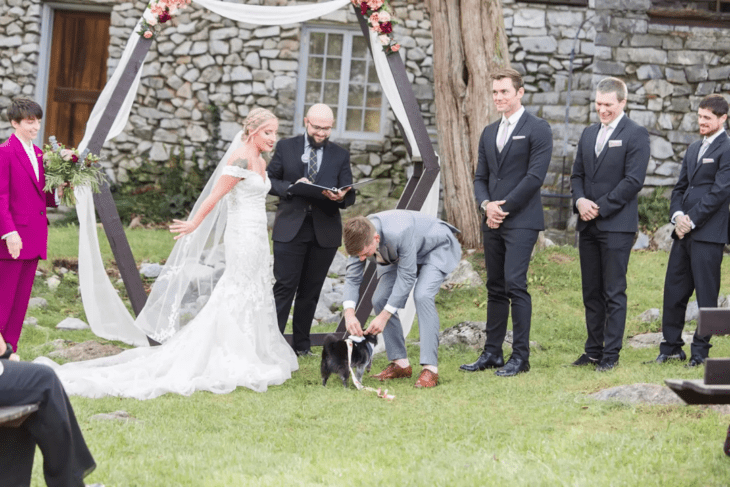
[36,166,298,399]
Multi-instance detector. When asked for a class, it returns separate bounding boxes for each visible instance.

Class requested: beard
[307,132,328,149]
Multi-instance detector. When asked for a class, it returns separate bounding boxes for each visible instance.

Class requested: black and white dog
[320,334,377,388]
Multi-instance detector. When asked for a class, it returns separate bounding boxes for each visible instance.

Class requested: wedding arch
[74,0,441,347]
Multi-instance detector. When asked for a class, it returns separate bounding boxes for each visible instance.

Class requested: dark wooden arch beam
[302,5,441,346]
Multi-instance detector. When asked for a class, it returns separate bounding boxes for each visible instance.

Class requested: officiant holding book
[267,103,356,355]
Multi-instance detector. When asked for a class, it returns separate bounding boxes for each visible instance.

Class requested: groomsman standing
[268,104,356,356]
[654,94,730,367]
[461,68,553,377]
[570,77,650,372]
[0,99,58,353]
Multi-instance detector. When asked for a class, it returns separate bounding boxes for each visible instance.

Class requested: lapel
[691,132,728,180]
[497,111,528,169]
[315,142,331,185]
[486,120,500,175]
[593,116,628,176]
[371,217,398,265]
[584,123,600,177]
[10,134,43,197]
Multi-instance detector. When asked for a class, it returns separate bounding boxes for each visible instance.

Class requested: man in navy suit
[570,77,650,372]
[267,104,356,355]
[654,94,730,367]
[461,67,553,377]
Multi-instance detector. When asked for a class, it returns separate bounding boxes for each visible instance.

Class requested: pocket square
[512,135,526,140]
[608,140,622,147]
[702,158,715,163]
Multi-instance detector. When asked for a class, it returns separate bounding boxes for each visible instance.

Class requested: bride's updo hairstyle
[241,107,277,142]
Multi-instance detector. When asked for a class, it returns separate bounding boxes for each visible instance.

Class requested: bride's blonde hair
[241,108,277,142]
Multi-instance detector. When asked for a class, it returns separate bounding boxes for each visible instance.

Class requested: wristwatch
[481,200,490,213]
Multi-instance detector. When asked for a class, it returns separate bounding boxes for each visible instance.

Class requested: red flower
[379,22,392,34]
[360,2,368,16]
[159,10,172,23]
[71,154,79,163]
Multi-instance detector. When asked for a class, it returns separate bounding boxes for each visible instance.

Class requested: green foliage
[638,187,671,233]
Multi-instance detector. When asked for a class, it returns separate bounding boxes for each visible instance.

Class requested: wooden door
[44,10,110,148]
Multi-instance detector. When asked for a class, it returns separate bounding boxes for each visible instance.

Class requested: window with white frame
[296,25,387,140]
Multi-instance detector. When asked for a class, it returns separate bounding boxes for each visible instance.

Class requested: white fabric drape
[74,0,431,347]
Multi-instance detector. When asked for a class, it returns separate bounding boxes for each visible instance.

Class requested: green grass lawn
[19,226,730,486]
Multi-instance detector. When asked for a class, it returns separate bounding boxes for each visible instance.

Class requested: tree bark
[425,0,510,248]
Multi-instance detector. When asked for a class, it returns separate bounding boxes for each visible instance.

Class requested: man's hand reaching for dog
[344,308,363,337]
[364,310,391,336]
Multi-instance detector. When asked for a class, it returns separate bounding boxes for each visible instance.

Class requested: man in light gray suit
[342,210,461,388]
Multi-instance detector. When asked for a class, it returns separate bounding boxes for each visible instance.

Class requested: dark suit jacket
[670,131,730,244]
[571,115,650,233]
[0,134,56,261]
[474,110,553,231]
[267,135,355,248]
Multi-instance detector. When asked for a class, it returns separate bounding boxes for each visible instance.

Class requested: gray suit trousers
[372,263,446,366]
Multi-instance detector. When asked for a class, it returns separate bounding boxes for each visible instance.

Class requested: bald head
[304,103,334,147]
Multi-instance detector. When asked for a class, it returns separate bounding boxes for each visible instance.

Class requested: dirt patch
[548,253,574,264]
[52,258,79,272]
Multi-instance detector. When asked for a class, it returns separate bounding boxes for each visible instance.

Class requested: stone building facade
[0,0,728,226]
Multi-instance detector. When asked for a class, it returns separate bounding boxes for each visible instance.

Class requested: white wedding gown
[36,166,298,399]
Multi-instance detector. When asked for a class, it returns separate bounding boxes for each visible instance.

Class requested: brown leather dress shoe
[414,369,438,388]
[372,362,412,381]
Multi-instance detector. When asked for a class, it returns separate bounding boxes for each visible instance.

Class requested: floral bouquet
[139,0,191,39]
[352,0,401,55]
[42,136,106,207]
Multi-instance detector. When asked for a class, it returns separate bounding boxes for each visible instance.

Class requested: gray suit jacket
[343,210,461,310]
[571,115,650,233]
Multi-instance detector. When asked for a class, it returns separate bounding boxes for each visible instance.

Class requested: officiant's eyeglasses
[307,122,332,134]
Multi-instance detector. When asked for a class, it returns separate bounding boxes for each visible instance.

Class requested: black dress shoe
[596,357,618,372]
[572,353,601,366]
[295,349,315,357]
[652,350,686,364]
[685,355,705,368]
[495,357,530,377]
[460,351,504,372]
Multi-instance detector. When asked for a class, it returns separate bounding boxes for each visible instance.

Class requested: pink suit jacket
[0,134,56,261]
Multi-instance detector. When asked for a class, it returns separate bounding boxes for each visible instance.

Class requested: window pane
[325,58,341,80]
[323,82,339,105]
[367,62,379,84]
[364,110,380,133]
[352,36,368,59]
[307,57,323,79]
[331,108,338,129]
[346,109,363,131]
[327,34,343,57]
[305,81,322,104]
[350,60,366,83]
[309,32,325,55]
[365,85,381,107]
[348,84,364,106]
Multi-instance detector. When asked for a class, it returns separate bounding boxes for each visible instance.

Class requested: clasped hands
[296,177,350,202]
[674,214,693,239]
[344,308,390,337]
[485,200,508,229]
[576,198,600,222]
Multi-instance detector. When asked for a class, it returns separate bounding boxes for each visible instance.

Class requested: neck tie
[697,138,710,163]
[497,119,510,152]
[307,146,318,182]
[595,125,609,156]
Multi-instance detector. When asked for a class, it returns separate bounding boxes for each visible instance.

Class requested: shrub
[638,187,670,233]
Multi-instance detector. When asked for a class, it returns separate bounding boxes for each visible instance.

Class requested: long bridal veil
[134,132,244,343]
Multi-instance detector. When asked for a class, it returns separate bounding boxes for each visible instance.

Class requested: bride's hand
[170,219,197,239]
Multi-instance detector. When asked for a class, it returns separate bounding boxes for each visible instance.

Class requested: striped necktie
[307,146,318,182]
[697,138,710,163]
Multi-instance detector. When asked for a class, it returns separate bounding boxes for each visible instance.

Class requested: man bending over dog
[342,210,461,388]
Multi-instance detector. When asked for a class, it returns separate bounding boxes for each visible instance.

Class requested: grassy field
[19,226,730,486]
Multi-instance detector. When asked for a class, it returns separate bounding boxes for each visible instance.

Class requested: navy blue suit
[660,130,730,358]
[267,135,355,351]
[474,110,552,361]
[571,115,650,361]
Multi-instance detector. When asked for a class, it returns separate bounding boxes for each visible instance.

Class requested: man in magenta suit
[0,99,58,353]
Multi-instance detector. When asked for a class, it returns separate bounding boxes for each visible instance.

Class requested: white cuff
[384,304,398,315]
[1,231,18,240]
[671,211,684,224]
[343,300,357,310]
[54,188,61,206]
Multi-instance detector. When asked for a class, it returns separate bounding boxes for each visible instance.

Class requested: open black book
[289,178,375,200]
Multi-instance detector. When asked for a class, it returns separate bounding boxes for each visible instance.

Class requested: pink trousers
[0,258,39,350]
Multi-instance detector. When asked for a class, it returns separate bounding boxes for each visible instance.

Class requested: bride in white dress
[36,108,298,399]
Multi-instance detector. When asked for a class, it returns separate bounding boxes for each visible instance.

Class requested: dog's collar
[345,338,395,401]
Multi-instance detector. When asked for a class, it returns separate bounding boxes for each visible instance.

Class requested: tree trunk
[425,0,510,248]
